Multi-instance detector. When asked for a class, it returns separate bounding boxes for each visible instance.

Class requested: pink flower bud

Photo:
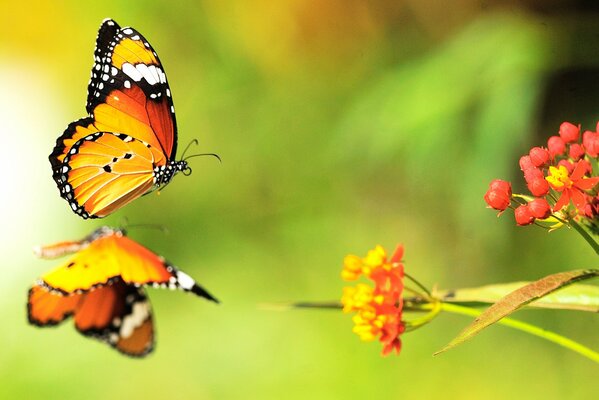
[582,130,599,158]
[528,198,551,219]
[514,205,535,226]
[529,147,550,167]
[547,136,566,158]
[559,122,580,143]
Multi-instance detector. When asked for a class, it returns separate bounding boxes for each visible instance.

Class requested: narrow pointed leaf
[435,269,599,355]
[437,281,599,312]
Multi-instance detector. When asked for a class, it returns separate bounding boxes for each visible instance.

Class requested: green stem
[404,272,432,299]
[569,219,599,256]
[405,301,441,331]
[435,302,599,363]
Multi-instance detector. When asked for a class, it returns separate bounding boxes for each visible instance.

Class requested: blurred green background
[2,1,599,398]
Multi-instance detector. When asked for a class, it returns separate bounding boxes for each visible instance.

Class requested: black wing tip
[191,284,220,304]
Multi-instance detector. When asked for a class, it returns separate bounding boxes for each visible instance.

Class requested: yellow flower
[341,284,373,313]
[362,245,386,276]
[546,165,571,189]
[341,255,363,280]
[341,244,406,356]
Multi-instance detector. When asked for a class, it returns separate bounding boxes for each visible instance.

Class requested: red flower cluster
[485,122,599,227]
[341,245,405,356]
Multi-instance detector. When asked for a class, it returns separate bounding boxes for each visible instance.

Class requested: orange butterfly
[50,19,215,219]
[28,226,218,357]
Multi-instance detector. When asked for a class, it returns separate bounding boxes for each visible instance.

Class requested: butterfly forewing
[85,18,177,157]
[39,228,218,303]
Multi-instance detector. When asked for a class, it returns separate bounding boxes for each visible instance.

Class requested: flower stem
[405,301,442,331]
[569,219,599,256]
[434,302,599,363]
[404,273,432,298]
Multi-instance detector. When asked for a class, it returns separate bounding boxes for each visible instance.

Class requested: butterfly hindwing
[28,284,79,326]
[74,280,154,357]
[55,132,166,218]
[28,280,154,357]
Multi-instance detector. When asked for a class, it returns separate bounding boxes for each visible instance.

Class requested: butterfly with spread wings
[28,226,218,357]
[50,19,215,219]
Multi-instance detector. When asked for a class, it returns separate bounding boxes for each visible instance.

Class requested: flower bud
[559,122,580,143]
[547,136,566,158]
[514,205,535,226]
[529,147,550,167]
[519,155,534,171]
[523,167,543,184]
[568,143,585,160]
[484,188,511,211]
[489,179,512,194]
[528,198,551,219]
[527,177,549,197]
[582,130,599,158]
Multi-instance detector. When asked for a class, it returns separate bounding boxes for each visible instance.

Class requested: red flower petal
[570,188,588,212]
[553,190,571,212]
[574,176,599,190]
[570,161,587,181]
[390,245,404,264]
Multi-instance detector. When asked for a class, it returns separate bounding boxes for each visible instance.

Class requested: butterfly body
[51,19,189,219]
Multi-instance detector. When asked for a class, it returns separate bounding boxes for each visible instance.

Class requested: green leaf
[437,281,599,312]
[435,269,599,355]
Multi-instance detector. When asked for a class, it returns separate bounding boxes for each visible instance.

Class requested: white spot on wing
[120,301,150,339]
[136,64,158,85]
[176,270,195,290]
[122,63,143,82]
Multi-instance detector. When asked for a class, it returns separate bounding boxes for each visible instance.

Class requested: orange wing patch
[28,285,79,325]
[93,85,172,154]
[28,280,154,357]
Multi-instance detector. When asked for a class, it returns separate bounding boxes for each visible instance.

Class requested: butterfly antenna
[183,152,222,163]
[125,223,170,235]
[181,139,199,159]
